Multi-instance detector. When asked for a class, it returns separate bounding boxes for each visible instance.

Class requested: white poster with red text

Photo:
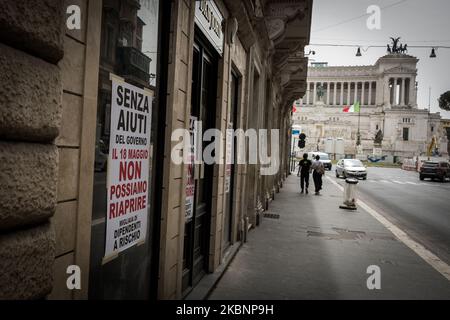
[185,117,197,221]
[105,74,153,260]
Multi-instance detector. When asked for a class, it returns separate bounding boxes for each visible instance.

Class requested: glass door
[182,36,217,295]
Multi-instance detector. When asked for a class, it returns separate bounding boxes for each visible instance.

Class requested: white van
[308,152,332,171]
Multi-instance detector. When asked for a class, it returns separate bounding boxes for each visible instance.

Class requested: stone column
[384,78,391,107]
[354,81,358,104]
[340,82,344,105]
[368,81,372,106]
[400,78,406,105]
[393,78,398,106]
[361,82,365,106]
[409,77,416,107]
[333,82,337,105]
[313,82,317,104]
[306,82,310,105]
[326,82,330,104]
[347,82,351,105]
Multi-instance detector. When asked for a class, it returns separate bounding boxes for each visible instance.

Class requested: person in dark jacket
[297,153,312,194]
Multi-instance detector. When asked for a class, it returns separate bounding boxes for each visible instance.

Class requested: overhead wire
[312,0,410,33]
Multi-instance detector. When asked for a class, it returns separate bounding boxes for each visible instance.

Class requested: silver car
[335,159,367,180]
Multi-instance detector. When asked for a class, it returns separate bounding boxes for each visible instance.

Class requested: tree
[438,91,450,111]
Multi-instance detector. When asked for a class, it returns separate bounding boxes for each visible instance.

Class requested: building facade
[292,53,449,161]
[0,0,312,300]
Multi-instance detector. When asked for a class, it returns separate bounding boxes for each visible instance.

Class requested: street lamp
[430,48,437,58]
[356,131,361,146]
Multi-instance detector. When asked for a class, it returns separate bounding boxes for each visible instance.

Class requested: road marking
[380,180,392,183]
[392,180,406,184]
[327,176,450,282]
[423,182,439,187]
[405,181,418,185]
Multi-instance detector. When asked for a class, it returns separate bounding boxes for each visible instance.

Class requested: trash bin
[339,178,358,210]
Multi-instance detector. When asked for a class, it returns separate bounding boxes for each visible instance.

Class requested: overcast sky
[307,0,450,119]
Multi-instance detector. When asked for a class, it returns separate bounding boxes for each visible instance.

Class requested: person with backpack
[297,153,312,194]
[311,155,325,195]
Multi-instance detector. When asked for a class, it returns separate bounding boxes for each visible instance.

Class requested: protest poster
[185,116,197,221]
[104,74,153,261]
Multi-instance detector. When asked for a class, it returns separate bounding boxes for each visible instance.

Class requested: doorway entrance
[182,31,218,296]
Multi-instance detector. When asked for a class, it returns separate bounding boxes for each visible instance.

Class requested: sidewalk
[209,173,450,300]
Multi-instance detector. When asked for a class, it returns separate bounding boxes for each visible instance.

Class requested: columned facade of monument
[293,52,448,161]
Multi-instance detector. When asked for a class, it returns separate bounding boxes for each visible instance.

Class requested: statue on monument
[374,129,383,146]
[388,37,408,54]
[390,37,401,53]
[317,84,325,102]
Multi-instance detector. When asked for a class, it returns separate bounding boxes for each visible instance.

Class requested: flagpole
[356,102,361,157]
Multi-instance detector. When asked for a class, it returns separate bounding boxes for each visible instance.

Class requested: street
[332,167,450,265]
[209,171,450,300]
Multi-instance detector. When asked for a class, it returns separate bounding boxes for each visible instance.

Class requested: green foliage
[438,91,450,111]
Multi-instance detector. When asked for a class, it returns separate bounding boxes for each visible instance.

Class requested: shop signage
[104,74,153,261]
[195,0,224,55]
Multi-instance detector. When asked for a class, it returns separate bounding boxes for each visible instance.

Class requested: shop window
[89,0,161,300]
[102,23,116,62]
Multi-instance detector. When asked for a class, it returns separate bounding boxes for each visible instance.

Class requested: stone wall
[0,0,101,300]
[0,0,65,299]
[48,0,101,300]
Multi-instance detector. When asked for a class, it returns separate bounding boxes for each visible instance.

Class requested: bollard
[339,178,358,210]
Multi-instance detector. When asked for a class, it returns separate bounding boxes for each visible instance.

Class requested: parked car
[308,152,332,170]
[419,161,450,182]
[335,159,367,179]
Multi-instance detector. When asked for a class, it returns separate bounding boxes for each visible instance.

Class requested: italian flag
[343,101,360,113]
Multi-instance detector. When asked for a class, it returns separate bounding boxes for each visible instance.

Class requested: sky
[307,0,450,119]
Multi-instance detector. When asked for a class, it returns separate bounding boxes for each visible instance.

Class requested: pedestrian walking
[297,153,312,194]
[311,155,325,195]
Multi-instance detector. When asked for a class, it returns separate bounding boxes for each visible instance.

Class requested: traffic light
[298,133,306,149]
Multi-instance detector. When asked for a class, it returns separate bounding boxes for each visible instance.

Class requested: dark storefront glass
[89,0,161,299]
